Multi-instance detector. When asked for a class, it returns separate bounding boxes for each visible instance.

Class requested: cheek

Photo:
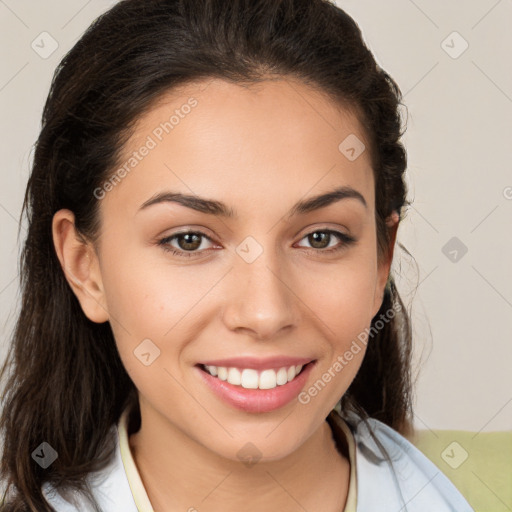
[312,274,374,381]
[100,260,188,407]
[293,258,377,411]
[297,250,378,372]
[299,252,378,334]
[97,241,172,370]
[99,243,216,372]
[100,236,188,331]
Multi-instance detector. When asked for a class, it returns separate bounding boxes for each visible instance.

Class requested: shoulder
[41,426,138,512]
[344,413,475,511]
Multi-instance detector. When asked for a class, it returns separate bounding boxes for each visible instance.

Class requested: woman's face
[83,78,392,461]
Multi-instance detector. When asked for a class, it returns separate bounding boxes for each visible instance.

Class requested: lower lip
[195,362,316,413]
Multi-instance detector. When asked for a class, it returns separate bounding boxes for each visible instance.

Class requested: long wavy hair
[0,0,412,509]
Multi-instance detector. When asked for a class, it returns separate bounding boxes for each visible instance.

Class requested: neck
[128,403,351,512]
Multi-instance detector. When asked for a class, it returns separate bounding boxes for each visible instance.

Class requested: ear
[372,210,400,318]
[52,209,109,323]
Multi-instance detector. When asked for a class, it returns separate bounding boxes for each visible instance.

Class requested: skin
[53,77,398,511]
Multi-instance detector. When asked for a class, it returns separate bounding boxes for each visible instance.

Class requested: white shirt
[41,406,474,511]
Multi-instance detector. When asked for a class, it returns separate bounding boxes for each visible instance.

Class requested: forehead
[103,77,375,218]
[129,76,370,153]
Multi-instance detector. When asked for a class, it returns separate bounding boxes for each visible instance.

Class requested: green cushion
[409,429,512,511]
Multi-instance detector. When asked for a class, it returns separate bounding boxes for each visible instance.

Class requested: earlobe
[52,209,109,323]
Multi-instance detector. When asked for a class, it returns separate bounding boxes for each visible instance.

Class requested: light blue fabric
[340,412,475,511]
[41,411,474,511]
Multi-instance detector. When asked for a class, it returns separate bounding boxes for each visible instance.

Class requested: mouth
[196,361,314,390]
[195,360,317,413]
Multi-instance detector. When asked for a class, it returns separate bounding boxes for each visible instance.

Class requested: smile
[201,364,304,390]
[196,359,316,413]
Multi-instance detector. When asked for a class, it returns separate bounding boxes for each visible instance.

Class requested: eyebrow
[138,185,367,218]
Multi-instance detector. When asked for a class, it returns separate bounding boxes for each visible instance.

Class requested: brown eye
[175,233,202,251]
[307,231,332,249]
[296,229,356,254]
[158,230,215,258]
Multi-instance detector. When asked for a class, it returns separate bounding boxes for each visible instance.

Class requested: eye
[157,230,216,258]
[157,228,356,258]
[295,229,356,254]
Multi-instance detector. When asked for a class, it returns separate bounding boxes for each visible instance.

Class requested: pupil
[180,233,201,250]
[310,232,328,249]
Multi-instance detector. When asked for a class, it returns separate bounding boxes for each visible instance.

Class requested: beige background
[0,0,511,433]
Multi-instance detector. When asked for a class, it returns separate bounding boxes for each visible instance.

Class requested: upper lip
[197,356,315,371]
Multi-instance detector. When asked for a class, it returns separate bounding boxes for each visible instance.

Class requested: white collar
[117,405,358,512]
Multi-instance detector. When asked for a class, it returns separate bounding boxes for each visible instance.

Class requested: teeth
[259,369,276,389]
[204,364,304,390]
[227,367,241,386]
[276,367,288,385]
[241,369,259,389]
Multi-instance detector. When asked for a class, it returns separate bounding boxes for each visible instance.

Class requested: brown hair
[0,0,412,509]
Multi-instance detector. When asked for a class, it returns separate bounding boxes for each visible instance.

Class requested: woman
[0,0,473,510]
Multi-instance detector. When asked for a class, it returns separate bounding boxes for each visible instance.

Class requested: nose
[221,247,301,341]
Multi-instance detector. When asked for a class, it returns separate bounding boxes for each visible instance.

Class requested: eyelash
[157,229,356,258]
